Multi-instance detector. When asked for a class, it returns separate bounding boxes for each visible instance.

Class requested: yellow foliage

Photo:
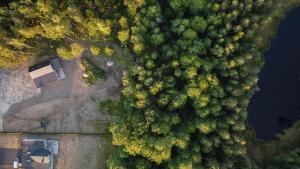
[118,30,129,43]
[70,43,84,56]
[135,91,147,108]
[206,74,219,87]
[224,43,235,54]
[187,67,197,79]
[118,16,128,28]
[57,43,84,60]
[124,0,145,16]
[104,47,114,57]
[122,71,130,87]
[187,88,201,98]
[171,60,179,67]
[149,82,163,95]
[228,60,237,68]
[86,18,111,37]
[199,80,209,90]
[133,43,144,54]
[90,46,100,56]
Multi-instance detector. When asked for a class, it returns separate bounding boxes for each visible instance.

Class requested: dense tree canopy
[107,0,273,168]
[0,0,295,169]
[0,0,124,68]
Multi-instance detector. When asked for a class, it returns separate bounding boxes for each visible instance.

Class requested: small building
[29,57,65,88]
[21,139,59,169]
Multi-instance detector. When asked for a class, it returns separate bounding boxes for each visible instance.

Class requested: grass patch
[80,58,106,86]
[97,99,125,115]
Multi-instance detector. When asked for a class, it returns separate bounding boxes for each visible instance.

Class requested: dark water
[0,0,10,7]
[248,7,300,140]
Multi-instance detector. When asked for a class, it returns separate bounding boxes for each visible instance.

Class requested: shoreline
[246,1,300,167]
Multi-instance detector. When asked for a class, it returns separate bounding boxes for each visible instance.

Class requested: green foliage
[98,99,125,115]
[107,0,278,168]
[1,0,296,169]
[80,58,105,86]
[0,0,124,68]
[267,148,300,169]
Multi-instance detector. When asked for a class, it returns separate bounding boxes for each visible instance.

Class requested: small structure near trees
[28,57,65,88]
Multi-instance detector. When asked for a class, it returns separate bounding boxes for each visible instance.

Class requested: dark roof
[29,57,64,87]
[29,60,51,73]
[31,148,50,157]
[22,140,50,169]
[50,57,62,71]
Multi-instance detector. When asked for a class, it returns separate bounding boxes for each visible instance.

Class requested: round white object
[106,60,114,67]
[83,73,89,77]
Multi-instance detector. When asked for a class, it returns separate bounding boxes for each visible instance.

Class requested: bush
[80,58,105,86]
[90,46,101,56]
[57,43,85,60]
[104,47,114,57]
[118,30,129,43]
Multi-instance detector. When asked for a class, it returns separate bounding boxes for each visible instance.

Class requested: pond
[247,7,300,140]
[0,0,10,7]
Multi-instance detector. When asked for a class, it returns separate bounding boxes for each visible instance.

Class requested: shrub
[118,30,129,43]
[90,46,101,56]
[80,58,105,86]
[104,47,114,57]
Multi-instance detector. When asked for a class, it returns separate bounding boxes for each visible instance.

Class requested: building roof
[22,140,50,169]
[29,65,54,79]
[50,58,62,71]
[28,57,65,88]
[31,148,50,157]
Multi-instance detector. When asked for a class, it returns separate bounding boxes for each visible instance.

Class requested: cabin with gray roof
[29,57,65,88]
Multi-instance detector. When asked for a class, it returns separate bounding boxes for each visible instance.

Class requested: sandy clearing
[3,56,123,133]
[0,69,40,105]
[0,134,21,149]
[56,135,111,169]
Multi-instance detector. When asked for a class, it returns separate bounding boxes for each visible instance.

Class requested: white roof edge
[29,65,55,79]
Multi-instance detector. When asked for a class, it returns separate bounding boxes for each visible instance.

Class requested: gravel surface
[0,69,40,105]
[0,69,40,131]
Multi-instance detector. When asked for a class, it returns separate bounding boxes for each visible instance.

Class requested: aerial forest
[0,0,299,169]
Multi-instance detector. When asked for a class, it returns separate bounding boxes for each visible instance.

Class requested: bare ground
[56,135,111,169]
[0,134,21,149]
[0,69,41,131]
[3,56,124,133]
